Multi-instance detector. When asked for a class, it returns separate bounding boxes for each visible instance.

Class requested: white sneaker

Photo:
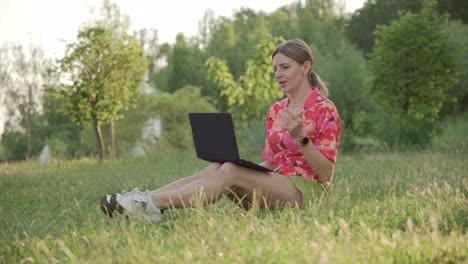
[100,188,163,223]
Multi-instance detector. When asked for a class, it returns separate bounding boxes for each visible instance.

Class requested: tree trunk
[26,85,33,159]
[109,119,116,160]
[26,110,32,159]
[93,118,106,161]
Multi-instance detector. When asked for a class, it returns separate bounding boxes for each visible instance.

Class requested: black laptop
[188,112,273,173]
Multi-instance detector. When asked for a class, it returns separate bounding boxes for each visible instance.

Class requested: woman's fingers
[279,109,303,135]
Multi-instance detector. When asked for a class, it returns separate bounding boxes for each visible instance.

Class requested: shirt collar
[304,87,320,108]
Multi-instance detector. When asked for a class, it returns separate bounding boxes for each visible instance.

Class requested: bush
[77,92,162,158]
[0,131,28,160]
[236,118,266,159]
[368,1,458,147]
[153,86,216,150]
[0,118,46,160]
[318,40,373,131]
[47,138,68,159]
[373,113,439,149]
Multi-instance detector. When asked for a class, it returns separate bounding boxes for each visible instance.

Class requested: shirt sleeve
[306,102,341,164]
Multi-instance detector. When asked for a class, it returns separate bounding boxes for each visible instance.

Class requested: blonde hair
[272,39,329,98]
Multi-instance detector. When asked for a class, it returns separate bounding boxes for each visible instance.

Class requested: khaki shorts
[290,176,331,207]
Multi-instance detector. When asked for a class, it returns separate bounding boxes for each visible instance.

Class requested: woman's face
[272,53,309,94]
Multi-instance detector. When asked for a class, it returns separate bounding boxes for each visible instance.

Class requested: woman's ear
[303,61,312,76]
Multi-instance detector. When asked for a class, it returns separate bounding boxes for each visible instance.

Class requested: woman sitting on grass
[100,39,342,223]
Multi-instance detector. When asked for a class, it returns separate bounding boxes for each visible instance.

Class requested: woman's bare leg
[152,163,221,194]
[150,162,302,209]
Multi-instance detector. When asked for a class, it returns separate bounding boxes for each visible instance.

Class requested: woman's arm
[279,108,339,181]
[298,143,335,181]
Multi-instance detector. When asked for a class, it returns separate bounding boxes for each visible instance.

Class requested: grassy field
[0,115,467,263]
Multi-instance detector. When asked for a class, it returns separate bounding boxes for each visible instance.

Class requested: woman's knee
[208,162,222,171]
[219,161,240,175]
[214,162,241,185]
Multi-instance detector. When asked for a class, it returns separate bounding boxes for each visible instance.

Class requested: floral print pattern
[262,87,341,183]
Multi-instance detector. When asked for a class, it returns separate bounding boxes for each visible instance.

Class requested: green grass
[1,120,467,263]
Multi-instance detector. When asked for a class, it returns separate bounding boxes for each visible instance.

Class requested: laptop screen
[188,112,241,162]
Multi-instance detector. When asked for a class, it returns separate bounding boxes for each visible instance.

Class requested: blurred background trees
[0,42,50,160]
[368,0,458,147]
[0,0,466,161]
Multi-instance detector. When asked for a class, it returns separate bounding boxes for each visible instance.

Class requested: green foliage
[77,93,160,158]
[1,131,28,160]
[346,0,423,56]
[0,42,50,158]
[1,111,51,161]
[53,27,148,125]
[346,0,467,56]
[0,89,82,161]
[318,41,371,125]
[38,91,83,158]
[135,28,160,86]
[206,9,270,80]
[295,0,346,56]
[152,86,216,150]
[151,2,373,138]
[432,110,468,153]
[206,36,285,127]
[437,0,468,24]
[268,8,298,39]
[235,118,267,160]
[442,21,468,115]
[368,0,459,147]
[51,26,148,157]
[112,95,161,156]
[157,34,209,93]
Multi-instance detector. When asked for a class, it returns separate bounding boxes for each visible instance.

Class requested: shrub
[153,86,216,150]
[368,0,458,147]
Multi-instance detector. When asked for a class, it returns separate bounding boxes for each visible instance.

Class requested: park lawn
[0,116,467,263]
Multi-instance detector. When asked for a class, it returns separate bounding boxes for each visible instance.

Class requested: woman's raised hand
[279,109,304,139]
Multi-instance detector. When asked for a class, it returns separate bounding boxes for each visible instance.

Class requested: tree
[197,9,217,50]
[206,36,285,126]
[368,0,458,147]
[346,0,467,57]
[52,26,148,160]
[165,34,207,92]
[442,21,468,115]
[295,4,347,58]
[39,90,84,158]
[317,40,373,151]
[0,42,49,158]
[268,8,298,40]
[438,0,468,24]
[346,0,423,56]
[206,8,270,80]
[136,28,160,89]
[91,0,134,160]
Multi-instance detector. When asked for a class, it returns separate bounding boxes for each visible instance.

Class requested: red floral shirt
[262,87,341,183]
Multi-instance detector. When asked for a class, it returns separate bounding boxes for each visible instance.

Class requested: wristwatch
[297,136,309,147]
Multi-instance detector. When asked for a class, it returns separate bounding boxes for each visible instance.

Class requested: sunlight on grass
[1,129,467,263]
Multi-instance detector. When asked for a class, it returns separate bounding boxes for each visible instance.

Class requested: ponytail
[309,70,329,98]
